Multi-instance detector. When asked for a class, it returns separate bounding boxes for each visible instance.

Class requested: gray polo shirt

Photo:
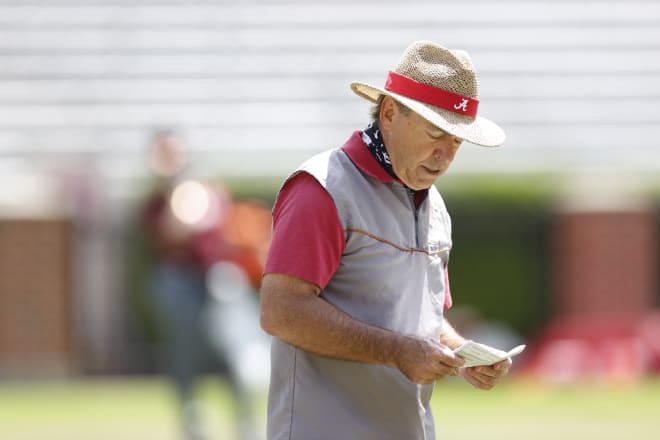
[267,133,452,440]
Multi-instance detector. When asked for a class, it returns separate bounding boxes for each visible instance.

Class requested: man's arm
[260,273,464,384]
[439,317,467,350]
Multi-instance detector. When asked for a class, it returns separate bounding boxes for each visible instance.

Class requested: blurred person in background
[260,41,514,440]
[130,130,269,440]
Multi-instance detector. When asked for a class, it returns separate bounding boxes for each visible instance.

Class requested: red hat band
[384,71,479,118]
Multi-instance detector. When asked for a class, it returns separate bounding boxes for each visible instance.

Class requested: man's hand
[461,358,512,390]
[394,336,465,384]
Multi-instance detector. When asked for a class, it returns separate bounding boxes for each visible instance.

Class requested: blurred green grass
[434,377,660,439]
[0,376,265,440]
[0,376,658,439]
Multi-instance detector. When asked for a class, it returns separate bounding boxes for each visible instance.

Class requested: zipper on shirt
[407,188,420,248]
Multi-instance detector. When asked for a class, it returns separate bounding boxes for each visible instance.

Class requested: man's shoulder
[298,147,340,170]
[294,147,351,187]
[294,131,364,183]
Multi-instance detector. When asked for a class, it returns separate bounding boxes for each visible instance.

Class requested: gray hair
[370,95,411,122]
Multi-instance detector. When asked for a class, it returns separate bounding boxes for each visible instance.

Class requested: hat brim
[351,81,505,148]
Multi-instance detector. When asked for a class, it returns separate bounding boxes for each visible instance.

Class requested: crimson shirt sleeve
[264,172,345,289]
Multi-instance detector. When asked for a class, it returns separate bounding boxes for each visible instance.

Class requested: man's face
[379,97,462,190]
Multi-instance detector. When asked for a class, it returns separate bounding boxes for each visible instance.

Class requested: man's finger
[463,368,496,390]
[473,365,500,378]
[436,346,465,368]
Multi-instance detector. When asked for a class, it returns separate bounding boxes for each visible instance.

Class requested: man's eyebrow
[427,128,464,142]
[427,128,447,137]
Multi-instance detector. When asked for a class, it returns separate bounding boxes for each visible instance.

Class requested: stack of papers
[453,341,526,368]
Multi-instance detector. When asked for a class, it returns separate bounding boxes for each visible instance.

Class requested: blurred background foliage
[446,191,550,337]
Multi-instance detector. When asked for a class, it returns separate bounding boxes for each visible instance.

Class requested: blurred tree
[445,195,550,337]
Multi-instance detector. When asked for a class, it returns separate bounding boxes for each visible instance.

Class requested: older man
[260,40,512,440]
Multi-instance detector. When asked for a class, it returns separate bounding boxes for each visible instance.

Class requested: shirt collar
[341,131,429,205]
[341,131,397,184]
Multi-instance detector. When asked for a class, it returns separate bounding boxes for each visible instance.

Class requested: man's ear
[378,96,398,130]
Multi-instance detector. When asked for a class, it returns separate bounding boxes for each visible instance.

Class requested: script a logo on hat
[453,99,469,112]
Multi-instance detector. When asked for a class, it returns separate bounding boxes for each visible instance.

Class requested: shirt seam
[346,227,451,256]
[288,346,298,440]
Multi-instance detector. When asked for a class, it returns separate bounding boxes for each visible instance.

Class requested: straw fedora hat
[351,40,505,147]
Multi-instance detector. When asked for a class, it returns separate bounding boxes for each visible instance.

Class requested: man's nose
[433,140,458,160]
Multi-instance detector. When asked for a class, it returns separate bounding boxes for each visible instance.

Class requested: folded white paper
[453,341,526,368]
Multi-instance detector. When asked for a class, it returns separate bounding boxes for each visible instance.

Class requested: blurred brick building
[523,193,660,381]
[0,219,76,376]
